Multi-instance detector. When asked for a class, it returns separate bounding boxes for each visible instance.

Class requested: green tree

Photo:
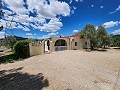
[0,2,4,31]
[80,24,97,50]
[112,35,120,47]
[97,26,110,48]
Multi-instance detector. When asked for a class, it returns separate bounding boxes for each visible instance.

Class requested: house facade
[29,34,90,56]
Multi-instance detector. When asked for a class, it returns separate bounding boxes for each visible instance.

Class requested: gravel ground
[0,49,120,90]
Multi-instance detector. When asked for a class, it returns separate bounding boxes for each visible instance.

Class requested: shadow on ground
[113,47,120,49]
[0,67,49,90]
[97,49,107,52]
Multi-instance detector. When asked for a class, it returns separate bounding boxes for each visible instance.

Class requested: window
[75,42,77,46]
[72,39,74,41]
[85,42,87,45]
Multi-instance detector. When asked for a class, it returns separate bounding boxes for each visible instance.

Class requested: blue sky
[0,0,120,39]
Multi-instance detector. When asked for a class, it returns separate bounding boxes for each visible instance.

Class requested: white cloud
[27,0,70,19]
[116,5,120,11]
[102,21,120,28]
[3,0,28,15]
[71,10,75,14]
[73,30,79,33]
[0,32,5,38]
[34,33,37,36]
[0,32,5,35]
[80,0,83,2]
[0,19,17,29]
[38,32,58,39]
[40,18,63,32]
[17,23,30,31]
[100,6,104,9]
[71,6,77,14]
[70,0,72,4]
[26,33,33,36]
[91,5,94,7]
[23,26,30,31]
[0,20,7,28]
[95,26,98,30]
[48,32,58,36]
[73,6,77,10]
[69,0,83,3]
[13,15,29,23]
[3,10,13,16]
[75,0,79,2]
[112,29,120,35]
[27,35,35,38]
[109,5,120,14]
[2,0,71,35]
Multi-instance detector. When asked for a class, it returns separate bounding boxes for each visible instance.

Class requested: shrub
[0,54,18,63]
[112,35,120,47]
[13,40,30,59]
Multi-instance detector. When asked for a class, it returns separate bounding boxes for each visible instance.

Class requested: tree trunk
[91,45,94,50]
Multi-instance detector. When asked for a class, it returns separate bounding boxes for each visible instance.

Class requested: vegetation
[80,24,120,50]
[0,40,30,63]
[111,35,120,47]
[80,24,111,50]
[80,24,97,49]
[13,40,30,59]
[0,54,19,63]
[0,2,4,17]
[97,26,110,48]
[5,36,16,49]
[0,2,4,31]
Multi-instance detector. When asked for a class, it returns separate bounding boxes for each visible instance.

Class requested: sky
[0,0,120,39]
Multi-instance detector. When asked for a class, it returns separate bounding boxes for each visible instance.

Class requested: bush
[13,40,30,59]
[0,54,18,63]
[112,35,120,47]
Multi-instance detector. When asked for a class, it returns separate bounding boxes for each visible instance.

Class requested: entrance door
[44,40,50,53]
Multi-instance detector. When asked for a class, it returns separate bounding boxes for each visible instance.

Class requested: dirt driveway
[0,49,120,90]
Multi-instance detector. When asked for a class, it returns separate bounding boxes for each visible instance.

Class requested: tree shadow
[97,49,107,52]
[0,67,49,90]
[113,47,120,49]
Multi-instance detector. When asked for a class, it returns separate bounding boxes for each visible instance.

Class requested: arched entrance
[44,40,50,53]
[54,39,67,51]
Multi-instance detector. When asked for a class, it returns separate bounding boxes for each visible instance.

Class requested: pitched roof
[61,34,80,38]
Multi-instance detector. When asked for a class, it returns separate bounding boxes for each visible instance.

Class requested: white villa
[29,34,90,56]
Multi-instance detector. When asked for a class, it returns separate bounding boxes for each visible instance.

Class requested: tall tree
[80,24,97,50]
[97,26,110,48]
[0,2,4,31]
[0,2,4,17]
[112,35,120,47]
